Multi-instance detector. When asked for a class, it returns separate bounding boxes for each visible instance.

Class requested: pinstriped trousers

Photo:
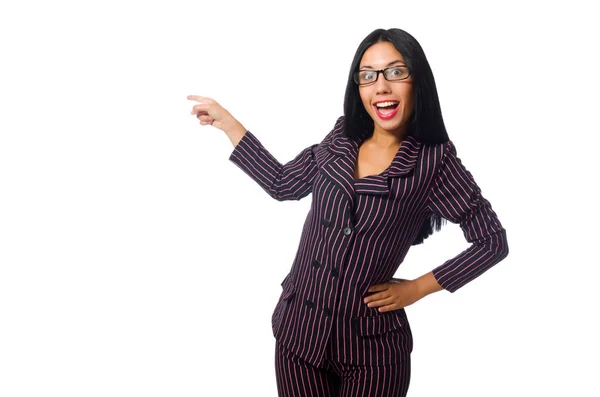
[274,340,411,397]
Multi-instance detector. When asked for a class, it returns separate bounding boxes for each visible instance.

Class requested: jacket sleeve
[426,140,509,292]
[228,116,342,201]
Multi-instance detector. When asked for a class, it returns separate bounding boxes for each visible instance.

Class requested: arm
[228,117,343,201]
[187,95,342,201]
[425,140,509,293]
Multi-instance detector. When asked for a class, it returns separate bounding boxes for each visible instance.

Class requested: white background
[1,0,598,396]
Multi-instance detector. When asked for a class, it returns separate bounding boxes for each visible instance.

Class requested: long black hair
[343,28,450,245]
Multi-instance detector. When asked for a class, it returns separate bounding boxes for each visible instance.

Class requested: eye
[387,67,409,80]
[362,71,375,81]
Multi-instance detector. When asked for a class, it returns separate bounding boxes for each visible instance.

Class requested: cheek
[400,88,414,113]
[359,90,373,113]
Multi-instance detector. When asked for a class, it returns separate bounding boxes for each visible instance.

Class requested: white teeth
[375,101,399,108]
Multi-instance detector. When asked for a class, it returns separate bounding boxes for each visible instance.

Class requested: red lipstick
[373,101,399,120]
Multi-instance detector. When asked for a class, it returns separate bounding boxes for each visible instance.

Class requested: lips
[373,101,400,120]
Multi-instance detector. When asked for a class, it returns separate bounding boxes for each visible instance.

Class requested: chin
[373,118,407,135]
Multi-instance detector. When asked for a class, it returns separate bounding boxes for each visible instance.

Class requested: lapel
[321,132,422,205]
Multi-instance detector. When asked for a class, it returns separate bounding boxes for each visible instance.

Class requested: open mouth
[373,101,399,119]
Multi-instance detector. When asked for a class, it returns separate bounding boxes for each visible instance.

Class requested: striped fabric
[229,116,508,367]
[275,341,410,397]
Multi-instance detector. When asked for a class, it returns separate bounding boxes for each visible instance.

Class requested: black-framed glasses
[353,66,411,86]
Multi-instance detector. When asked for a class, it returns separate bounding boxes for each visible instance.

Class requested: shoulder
[418,138,450,167]
[320,115,346,144]
[432,139,458,163]
[432,139,479,184]
[332,115,346,135]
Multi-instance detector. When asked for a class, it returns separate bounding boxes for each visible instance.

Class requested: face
[358,41,414,137]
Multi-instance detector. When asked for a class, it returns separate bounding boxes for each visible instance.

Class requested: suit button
[323,308,332,317]
[311,259,322,268]
[304,300,315,309]
[331,268,339,277]
[343,227,353,236]
[321,218,331,227]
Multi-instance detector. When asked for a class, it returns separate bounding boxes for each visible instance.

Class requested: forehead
[359,41,406,67]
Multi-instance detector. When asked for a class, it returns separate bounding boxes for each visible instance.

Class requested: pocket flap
[352,312,406,336]
[280,275,296,301]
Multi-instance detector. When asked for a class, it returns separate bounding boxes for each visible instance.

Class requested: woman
[188,28,508,397]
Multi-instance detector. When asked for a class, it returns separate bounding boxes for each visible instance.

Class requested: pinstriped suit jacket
[229,116,508,367]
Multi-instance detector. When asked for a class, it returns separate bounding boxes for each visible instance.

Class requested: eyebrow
[360,60,405,69]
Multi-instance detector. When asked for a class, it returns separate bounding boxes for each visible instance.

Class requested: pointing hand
[187,95,244,135]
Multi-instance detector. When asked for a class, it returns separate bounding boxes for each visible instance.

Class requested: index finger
[187,95,214,103]
[364,290,390,303]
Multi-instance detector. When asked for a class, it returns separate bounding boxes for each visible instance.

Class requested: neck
[370,124,407,148]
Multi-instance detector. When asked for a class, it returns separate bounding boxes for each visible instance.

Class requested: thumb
[367,284,389,293]
[390,278,409,283]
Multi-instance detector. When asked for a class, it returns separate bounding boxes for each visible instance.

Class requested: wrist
[414,272,443,298]
[224,119,247,146]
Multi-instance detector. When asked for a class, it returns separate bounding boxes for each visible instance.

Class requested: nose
[373,72,391,94]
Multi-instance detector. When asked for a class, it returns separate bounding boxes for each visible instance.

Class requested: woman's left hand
[363,279,423,312]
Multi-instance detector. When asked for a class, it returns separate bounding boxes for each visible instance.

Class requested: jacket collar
[327,133,422,178]
[318,131,422,201]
